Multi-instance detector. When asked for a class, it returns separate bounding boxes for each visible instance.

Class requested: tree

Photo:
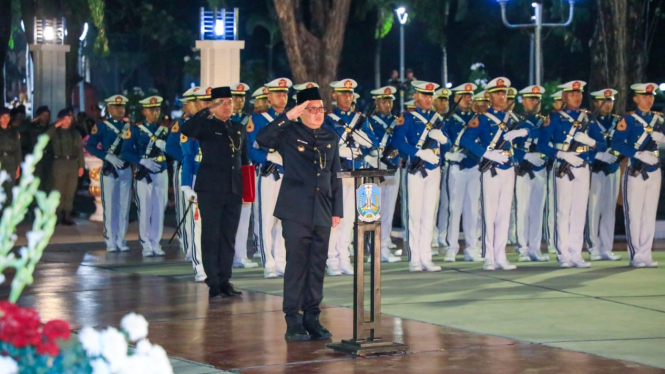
[356,0,396,88]
[246,1,281,80]
[1,0,12,103]
[272,0,352,106]
[589,0,664,113]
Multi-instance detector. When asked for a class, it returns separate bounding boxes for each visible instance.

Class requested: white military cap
[353,93,360,102]
[558,80,586,92]
[293,82,319,91]
[251,87,269,100]
[265,78,293,92]
[371,86,396,100]
[193,86,212,100]
[411,80,439,94]
[181,87,199,102]
[551,90,563,101]
[590,88,618,100]
[404,99,416,108]
[485,77,511,93]
[519,85,546,98]
[104,95,129,105]
[451,83,477,95]
[231,83,250,95]
[473,90,490,101]
[630,83,658,95]
[331,79,358,92]
[434,88,451,99]
[139,96,163,108]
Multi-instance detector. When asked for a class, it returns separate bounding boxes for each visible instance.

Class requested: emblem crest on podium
[357,183,381,222]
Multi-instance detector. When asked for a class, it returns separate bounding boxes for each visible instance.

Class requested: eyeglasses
[305,107,327,114]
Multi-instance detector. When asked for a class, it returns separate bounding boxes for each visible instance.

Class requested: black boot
[61,211,76,226]
[208,284,221,298]
[303,313,332,340]
[220,282,242,297]
[285,315,310,341]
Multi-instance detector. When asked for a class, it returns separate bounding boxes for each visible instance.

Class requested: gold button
[232,166,235,170]
[314,147,317,150]
[317,187,320,191]
[317,173,320,176]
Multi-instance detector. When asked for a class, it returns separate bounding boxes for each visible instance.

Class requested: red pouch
[241,165,256,203]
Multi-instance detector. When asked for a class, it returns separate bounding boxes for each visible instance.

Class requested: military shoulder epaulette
[536,114,546,119]
[653,111,663,116]
[612,114,621,119]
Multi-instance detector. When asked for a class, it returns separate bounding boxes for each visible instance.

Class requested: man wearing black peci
[256,87,343,341]
[180,87,248,298]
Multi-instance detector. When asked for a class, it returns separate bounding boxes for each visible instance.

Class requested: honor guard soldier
[324,78,377,275]
[431,87,450,253]
[181,87,248,297]
[537,81,607,268]
[506,88,520,246]
[612,83,664,268]
[86,95,132,251]
[543,90,564,255]
[0,107,21,205]
[472,91,491,114]
[393,80,449,272]
[397,99,416,256]
[121,96,169,256]
[367,86,401,262]
[404,99,416,111]
[247,78,291,278]
[250,87,270,113]
[461,77,525,270]
[441,83,484,262]
[167,87,197,258]
[512,86,550,262]
[229,82,258,269]
[584,88,622,261]
[256,87,342,341]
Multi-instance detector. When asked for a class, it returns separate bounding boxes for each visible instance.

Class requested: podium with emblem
[326,169,409,356]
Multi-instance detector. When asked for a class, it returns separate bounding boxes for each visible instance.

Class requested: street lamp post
[497,0,575,86]
[395,7,408,111]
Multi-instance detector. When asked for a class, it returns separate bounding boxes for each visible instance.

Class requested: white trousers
[445,165,481,254]
[400,165,409,248]
[234,202,252,262]
[134,170,168,253]
[328,177,354,268]
[436,164,450,246]
[254,174,286,271]
[380,169,401,254]
[508,196,517,244]
[406,167,441,265]
[190,203,205,277]
[543,169,555,247]
[623,166,661,263]
[101,168,132,250]
[480,167,515,263]
[585,169,620,255]
[173,162,187,254]
[553,164,590,262]
[515,168,547,255]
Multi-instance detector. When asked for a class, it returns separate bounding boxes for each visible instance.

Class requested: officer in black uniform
[180,87,248,298]
[256,87,343,341]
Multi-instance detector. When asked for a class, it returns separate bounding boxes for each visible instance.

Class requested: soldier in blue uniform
[584,88,622,262]
[440,83,484,263]
[247,78,292,278]
[512,86,549,263]
[86,95,132,252]
[392,80,449,272]
[537,81,607,268]
[121,96,169,257]
[543,90,564,255]
[612,83,664,268]
[431,87,449,253]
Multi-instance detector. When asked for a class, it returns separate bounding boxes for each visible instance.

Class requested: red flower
[0,301,19,315]
[10,308,41,330]
[0,306,42,347]
[43,320,70,341]
[36,340,59,356]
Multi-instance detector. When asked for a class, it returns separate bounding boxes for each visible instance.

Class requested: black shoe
[303,314,332,340]
[220,282,242,297]
[61,212,76,226]
[285,324,310,341]
[208,285,221,298]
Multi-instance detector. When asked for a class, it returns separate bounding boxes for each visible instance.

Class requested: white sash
[411,111,433,150]
[138,125,168,158]
[631,113,661,150]
[483,112,510,150]
[557,111,588,152]
[372,115,396,148]
[103,121,128,154]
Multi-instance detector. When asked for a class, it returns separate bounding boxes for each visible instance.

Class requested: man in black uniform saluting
[180,87,248,298]
[256,87,343,341]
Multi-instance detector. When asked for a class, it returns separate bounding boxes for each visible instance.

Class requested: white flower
[121,354,150,374]
[90,358,111,374]
[26,230,45,249]
[0,355,18,374]
[120,313,149,342]
[194,55,200,61]
[100,327,128,372]
[470,62,485,71]
[183,56,191,62]
[19,247,28,258]
[147,344,172,374]
[0,170,9,184]
[135,339,152,355]
[0,274,5,285]
[79,326,103,357]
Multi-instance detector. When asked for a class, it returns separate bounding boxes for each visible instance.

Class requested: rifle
[478,112,525,177]
[515,101,544,179]
[590,116,622,175]
[555,99,608,180]
[102,121,129,178]
[628,119,663,180]
[408,99,461,177]
[135,127,169,184]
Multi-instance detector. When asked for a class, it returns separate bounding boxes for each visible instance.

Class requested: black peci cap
[211,87,232,99]
[35,106,50,116]
[57,109,72,119]
[296,87,322,105]
[0,107,10,116]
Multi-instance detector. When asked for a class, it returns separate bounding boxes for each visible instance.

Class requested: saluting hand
[286,100,309,120]
[78,168,84,177]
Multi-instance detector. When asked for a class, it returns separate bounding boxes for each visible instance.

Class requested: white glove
[154,139,167,151]
[415,149,440,165]
[266,152,283,165]
[444,151,466,162]
[557,151,583,167]
[524,152,545,167]
[482,149,509,165]
[180,186,197,202]
[650,131,665,143]
[594,151,618,164]
[363,155,378,168]
[573,132,596,147]
[504,129,528,142]
[104,154,124,169]
[635,151,659,165]
[139,158,161,172]
[353,129,374,148]
[339,145,353,159]
[429,129,448,145]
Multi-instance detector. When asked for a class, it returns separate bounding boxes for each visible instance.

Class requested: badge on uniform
[357,183,381,222]
[298,145,305,152]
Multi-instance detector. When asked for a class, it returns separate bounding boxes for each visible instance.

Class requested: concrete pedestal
[195,40,244,88]
[29,44,70,123]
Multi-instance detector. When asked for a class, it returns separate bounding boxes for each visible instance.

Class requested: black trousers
[281,219,331,326]
[197,191,242,287]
